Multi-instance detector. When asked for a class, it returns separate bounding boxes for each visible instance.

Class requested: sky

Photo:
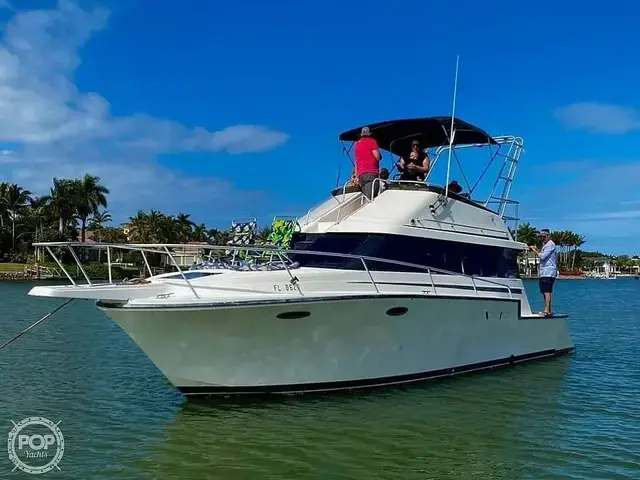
[0,0,638,255]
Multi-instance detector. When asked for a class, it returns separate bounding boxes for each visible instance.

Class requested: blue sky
[0,0,639,254]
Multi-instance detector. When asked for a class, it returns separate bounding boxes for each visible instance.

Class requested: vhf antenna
[444,55,460,198]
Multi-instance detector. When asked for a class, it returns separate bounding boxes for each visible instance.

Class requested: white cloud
[0,0,289,224]
[554,102,640,134]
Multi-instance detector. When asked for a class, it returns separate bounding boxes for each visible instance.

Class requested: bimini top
[339,116,497,155]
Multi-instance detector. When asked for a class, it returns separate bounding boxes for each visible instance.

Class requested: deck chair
[268,218,299,249]
[225,218,258,266]
[246,217,300,268]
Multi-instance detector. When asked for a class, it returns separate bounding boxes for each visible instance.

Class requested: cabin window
[290,232,520,278]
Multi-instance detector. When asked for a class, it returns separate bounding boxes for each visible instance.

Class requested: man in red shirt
[354,126,382,199]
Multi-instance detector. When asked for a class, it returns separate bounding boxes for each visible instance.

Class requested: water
[0,279,639,479]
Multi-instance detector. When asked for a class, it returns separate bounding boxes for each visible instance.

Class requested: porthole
[276,311,311,319]
[386,306,408,317]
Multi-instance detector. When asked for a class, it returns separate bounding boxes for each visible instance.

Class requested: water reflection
[117,358,571,480]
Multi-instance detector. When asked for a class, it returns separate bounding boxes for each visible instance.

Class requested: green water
[0,279,639,479]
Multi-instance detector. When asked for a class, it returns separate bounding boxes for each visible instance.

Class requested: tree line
[0,175,110,263]
[516,223,586,271]
[0,175,273,264]
[516,222,638,273]
[1,175,636,271]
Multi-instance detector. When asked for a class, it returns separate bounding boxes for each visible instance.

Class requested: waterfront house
[583,257,620,277]
[518,251,539,277]
[162,242,210,268]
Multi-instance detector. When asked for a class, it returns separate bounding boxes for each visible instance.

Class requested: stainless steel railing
[32,241,517,300]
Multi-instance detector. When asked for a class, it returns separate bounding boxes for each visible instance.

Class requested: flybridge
[336,118,524,233]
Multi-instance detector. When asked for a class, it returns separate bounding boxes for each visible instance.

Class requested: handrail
[336,189,369,225]
[411,217,509,236]
[301,185,362,227]
[33,241,516,300]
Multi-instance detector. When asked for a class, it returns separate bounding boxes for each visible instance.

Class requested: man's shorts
[539,276,555,294]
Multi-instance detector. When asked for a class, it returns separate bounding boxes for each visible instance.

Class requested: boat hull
[101,294,574,396]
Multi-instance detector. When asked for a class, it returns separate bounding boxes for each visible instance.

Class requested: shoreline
[521,275,584,280]
[0,271,39,281]
[0,269,114,282]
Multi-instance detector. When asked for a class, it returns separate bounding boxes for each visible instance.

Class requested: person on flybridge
[354,126,382,199]
[397,139,430,181]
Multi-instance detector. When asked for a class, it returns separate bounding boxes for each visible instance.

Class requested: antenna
[444,55,460,197]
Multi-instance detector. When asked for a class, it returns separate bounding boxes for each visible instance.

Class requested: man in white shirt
[529,229,558,317]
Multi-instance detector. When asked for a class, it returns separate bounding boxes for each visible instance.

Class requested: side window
[290,233,520,278]
[292,233,367,269]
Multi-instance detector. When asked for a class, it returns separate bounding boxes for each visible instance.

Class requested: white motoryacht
[28,116,574,396]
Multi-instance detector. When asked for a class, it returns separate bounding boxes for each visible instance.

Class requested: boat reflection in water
[119,357,571,479]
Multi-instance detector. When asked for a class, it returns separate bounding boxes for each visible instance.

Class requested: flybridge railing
[32,241,516,301]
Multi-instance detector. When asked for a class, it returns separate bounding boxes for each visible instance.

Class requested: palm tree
[0,182,8,228]
[88,210,112,231]
[127,211,151,243]
[192,223,209,242]
[207,228,230,246]
[2,183,32,250]
[75,174,109,244]
[27,195,50,243]
[571,233,585,270]
[174,213,195,242]
[49,178,78,234]
[128,210,169,243]
[87,210,113,261]
[517,222,539,247]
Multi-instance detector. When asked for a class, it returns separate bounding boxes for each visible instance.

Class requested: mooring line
[0,298,74,351]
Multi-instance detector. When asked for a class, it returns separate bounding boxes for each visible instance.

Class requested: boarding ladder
[483,136,523,236]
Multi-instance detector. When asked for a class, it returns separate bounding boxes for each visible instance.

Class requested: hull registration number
[273,283,300,292]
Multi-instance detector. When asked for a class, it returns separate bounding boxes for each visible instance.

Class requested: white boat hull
[101,294,574,396]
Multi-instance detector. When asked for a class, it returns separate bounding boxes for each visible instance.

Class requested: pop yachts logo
[7,416,64,475]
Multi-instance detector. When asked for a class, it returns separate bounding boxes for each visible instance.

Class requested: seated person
[447,180,471,199]
[447,180,462,194]
[378,168,390,192]
[397,139,430,181]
